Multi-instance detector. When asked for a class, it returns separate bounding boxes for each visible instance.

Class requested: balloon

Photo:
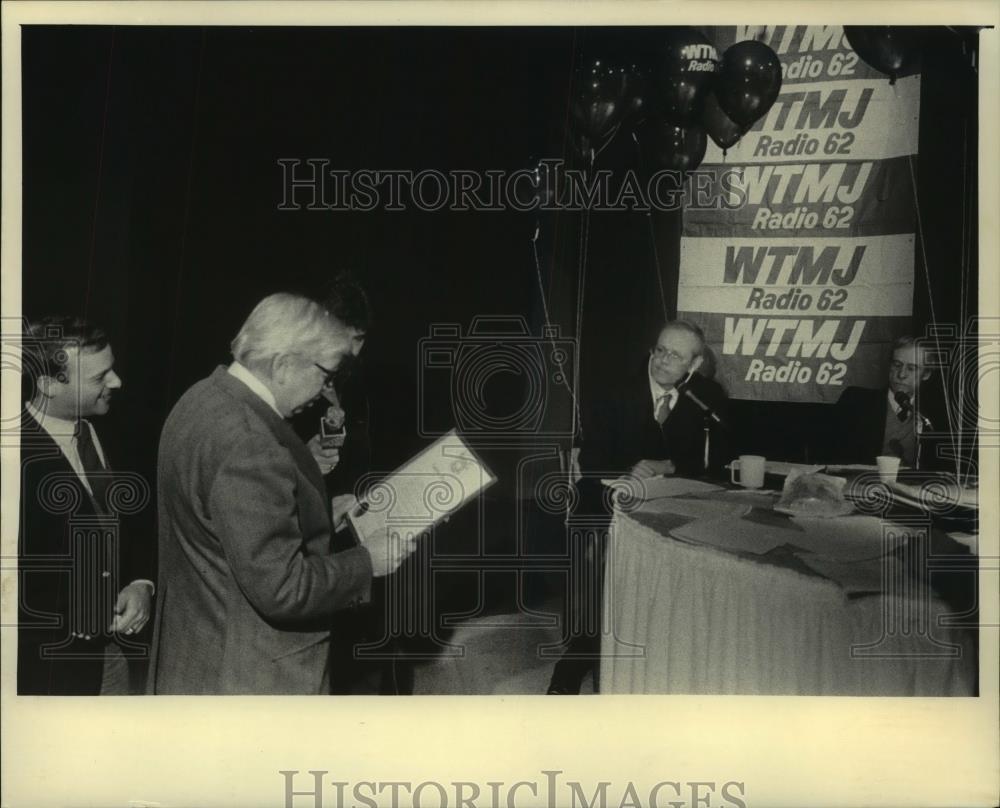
[653,27,720,125]
[715,40,783,127]
[637,117,707,174]
[702,89,746,151]
[843,26,923,84]
[569,55,642,158]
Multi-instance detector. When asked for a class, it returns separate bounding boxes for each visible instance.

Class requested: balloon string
[593,121,622,160]
[906,152,961,479]
[646,213,669,324]
[630,130,669,322]
[531,217,576,405]
[573,206,591,443]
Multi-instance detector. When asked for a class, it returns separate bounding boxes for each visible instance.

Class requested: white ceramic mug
[876,455,901,483]
[731,455,766,489]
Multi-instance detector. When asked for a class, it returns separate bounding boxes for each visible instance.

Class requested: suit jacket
[18,411,151,695]
[579,369,731,486]
[827,386,947,470]
[149,367,373,694]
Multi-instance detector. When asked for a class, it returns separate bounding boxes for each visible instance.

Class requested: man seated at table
[546,320,729,695]
[827,336,947,471]
[582,320,730,483]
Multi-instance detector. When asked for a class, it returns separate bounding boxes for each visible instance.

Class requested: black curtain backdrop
[22,26,979,563]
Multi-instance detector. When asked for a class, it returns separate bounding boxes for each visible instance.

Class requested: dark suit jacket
[824,387,954,471]
[149,367,373,694]
[18,411,151,695]
[827,386,948,470]
[579,369,731,485]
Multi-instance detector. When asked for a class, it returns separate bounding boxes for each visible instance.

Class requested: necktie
[894,391,912,422]
[76,421,110,513]
[654,393,672,425]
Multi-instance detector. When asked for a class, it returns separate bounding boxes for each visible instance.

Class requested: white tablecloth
[599,508,976,695]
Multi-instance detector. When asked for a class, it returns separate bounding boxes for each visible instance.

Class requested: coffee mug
[731,455,766,489]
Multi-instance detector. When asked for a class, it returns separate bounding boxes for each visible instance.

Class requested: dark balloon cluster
[567,27,784,173]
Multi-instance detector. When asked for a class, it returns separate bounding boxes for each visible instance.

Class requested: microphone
[319,386,347,445]
[683,387,723,425]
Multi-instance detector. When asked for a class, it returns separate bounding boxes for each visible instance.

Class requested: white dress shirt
[648,375,678,419]
[24,401,154,593]
[25,401,107,494]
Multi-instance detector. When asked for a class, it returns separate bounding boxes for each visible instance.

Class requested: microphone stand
[703,415,711,474]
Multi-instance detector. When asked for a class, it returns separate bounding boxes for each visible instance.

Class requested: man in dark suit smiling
[19,317,154,695]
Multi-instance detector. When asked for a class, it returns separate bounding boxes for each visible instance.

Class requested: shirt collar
[228,362,282,417]
[648,364,677,408]
[25,400,81,441]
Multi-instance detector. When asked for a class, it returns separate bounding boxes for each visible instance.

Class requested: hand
[630,459,675,479]
[307,434,341,475]
[331,494,358,532]
[109,581,153,635]
[359,528,419,578]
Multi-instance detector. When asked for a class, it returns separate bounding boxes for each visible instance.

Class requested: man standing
[829,336,943,469]
[547,320,729,694]
[149,293,414,694]
[19,317,154,695]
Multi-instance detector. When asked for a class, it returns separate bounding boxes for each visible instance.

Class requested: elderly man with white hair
[149,293,416,694]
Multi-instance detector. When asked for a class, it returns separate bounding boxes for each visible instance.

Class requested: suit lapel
[21,410,99,516]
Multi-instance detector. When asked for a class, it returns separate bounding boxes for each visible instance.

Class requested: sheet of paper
[776,514,907,562]
[888,479,979,510]
[637,496,749,520]
[601,475,725,500]
[348,430,496,540]
[725,460,826,476]
[795,554,902,595]
[669,514,799,555]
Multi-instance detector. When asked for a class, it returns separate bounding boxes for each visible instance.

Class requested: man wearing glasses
[828,336,943,469]
[579,320,730,484]
[149,293,417,694]
[546,320,729,694]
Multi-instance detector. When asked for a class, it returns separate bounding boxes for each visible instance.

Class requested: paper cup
[876,455,901,483]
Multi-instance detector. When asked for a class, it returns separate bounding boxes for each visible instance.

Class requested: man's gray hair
[231,293,346,372]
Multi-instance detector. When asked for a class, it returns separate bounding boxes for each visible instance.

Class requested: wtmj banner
[679,25,919,402]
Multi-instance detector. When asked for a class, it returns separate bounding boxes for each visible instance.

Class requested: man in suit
[828,336,943,469]
[149,293,416,695]
[580,320,730,483]
[18,316,154,695]
[547,320,730,694]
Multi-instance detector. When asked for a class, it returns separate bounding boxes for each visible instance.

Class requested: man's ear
[689,355,704,375]
[920,368,932,382]
[36,374,58,400]
[269,354,290,383]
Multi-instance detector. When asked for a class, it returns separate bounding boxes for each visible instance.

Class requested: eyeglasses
[314,362,338,389]
[650,346,690,364]
[889,360,920,374]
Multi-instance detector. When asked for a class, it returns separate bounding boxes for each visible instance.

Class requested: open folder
[347,430,496,541]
